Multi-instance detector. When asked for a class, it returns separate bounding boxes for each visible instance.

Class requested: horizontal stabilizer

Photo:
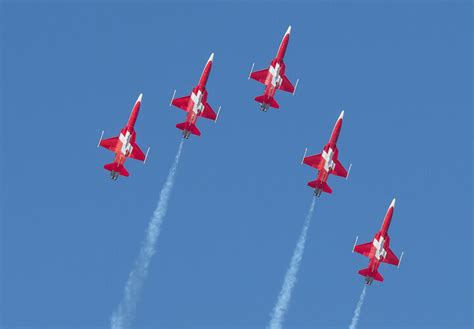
[104,163,129,177]
[307,180,332,194]
[322,181,332,193]
[254,94,266,104]
[307,180,319,189]
[255,95,279,109]
[358,267,384,282]
[268,97,279,109]
[176,122,201,136]
[358,267,371,277]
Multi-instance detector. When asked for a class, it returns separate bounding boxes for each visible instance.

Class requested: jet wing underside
[129,142,146,161]
[279,75,294,93]
[199,102,217,120]
[250,68,268,84]
[172,96,191,111]
[100,136,119,152]
[354,242,373,257]
[382,248,399,266]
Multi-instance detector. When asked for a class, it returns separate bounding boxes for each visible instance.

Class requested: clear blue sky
[1,1,472,329]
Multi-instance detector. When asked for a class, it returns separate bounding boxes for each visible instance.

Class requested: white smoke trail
[268,197,316,329]
[349,285,368,329]
[110,140,184,329]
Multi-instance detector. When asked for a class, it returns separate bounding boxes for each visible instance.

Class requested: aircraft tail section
[308,180,332,194]
[104,163,130,177]
[321,181,332,193]
[176,122,201,136]
[255,94,279,109]
[307,179,319,189]
[358,267,384,282]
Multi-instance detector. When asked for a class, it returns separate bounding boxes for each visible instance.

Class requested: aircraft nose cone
[390,198,396,208]
[338,110,344,120]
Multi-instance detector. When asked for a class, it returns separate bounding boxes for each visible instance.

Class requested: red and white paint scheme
[249,26,297,112]
[353,199,401,285]
[171,53,220,139]
[302,111,349,197]
[98,93,149,180]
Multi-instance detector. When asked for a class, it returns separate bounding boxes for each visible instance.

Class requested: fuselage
[262,31,290,99]
[313,116,343,189]
[184,87,208,126]
[111,97,140,168]
[365,232,392,277]
[183,55,213,127]
[360,200,396,283]
[112,127,137,168]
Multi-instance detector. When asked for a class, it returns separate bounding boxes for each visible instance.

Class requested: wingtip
[137,93,143,102]
[209,52,215,62]
[286,25,292,35]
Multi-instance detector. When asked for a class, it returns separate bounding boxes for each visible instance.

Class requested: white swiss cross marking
[321,148,336,172]
[119,131,133,156]
[372,236,387,260]
[190,90,205,115]
[269,63,282,87]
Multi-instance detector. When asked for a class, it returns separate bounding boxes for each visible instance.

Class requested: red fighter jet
[301,111,350,196]
[353,199,403,285]
[170,53,220,139]
[98,93,149,180]
[249,25,298,112]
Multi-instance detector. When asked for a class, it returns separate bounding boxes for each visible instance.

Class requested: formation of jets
[98,26,403,285]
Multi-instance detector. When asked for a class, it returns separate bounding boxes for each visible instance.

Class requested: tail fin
[104,163,129,177]
[307,180,332,194]
[254,95,280,109]
[358,267,384,282]
[176,122,201,136]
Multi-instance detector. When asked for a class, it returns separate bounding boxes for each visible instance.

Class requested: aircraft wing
[354,242,372,257]
[100,136,119,152]
[172,95,190,111]
[279,75,294,93]
[303,154,322,169]
[250,68,268,84]
[200,102,217,120]
[331,159,348,178]
[129,142,146,161]
[382,248,399,266]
